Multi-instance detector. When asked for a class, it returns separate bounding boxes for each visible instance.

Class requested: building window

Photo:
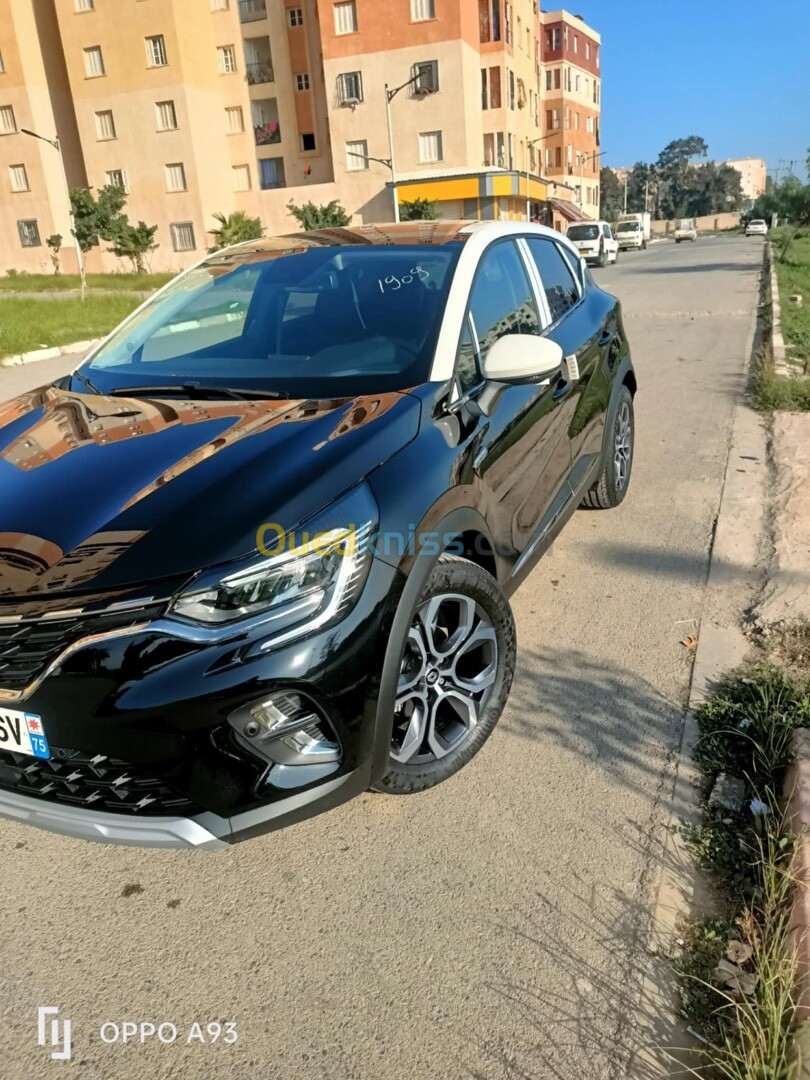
[552,27,561,49]
[575,73,581,91]
[75,0,94,10]
[545,147,552,168]
[489,66,501,108]
[418,130,442,163]
[18,219,41,247]
[146,35,168,67]
[413,59,439,94]
[585,41,590,59]
[545,69,552,90]
[300,132,316,151]
[337,71,363,103]
[574,110,579,130]
[170,222,196,251]
[504,1,511,44]
[573,33,578,52]
[218,45,237,73]
[0,52,5,73]
[259,157,285,189]
[155,100,177,131]
[295,73,310,91]
[9,164,29,192]
[105,169,128,191]
[564,105,569,128]
[334,1,357,35]
[83,46,105,77]
[508,69,515,109]
[94,110,116,140]
[410,0,435,20]
[225,105,244,132]
[165,162,187,192]
[480,69,487,110]
[0,105,16,134]
[232,164,251,191]
[346,139,368,171]
[555,146,561,167]
[210,0,228,8]
[288,7,303,25]
[596,45,600,68]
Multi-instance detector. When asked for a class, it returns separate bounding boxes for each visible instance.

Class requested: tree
[599,168,623,221]
[110,221,158,273]
[69,185,128,252]
[46,234,63,275]
[208,211,264,251]
[286,200,350,230]
[399,198,439,221]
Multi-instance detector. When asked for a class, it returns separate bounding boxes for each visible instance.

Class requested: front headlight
[170,524,372,634]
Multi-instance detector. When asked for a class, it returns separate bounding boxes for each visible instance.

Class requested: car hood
[0,386,419,597]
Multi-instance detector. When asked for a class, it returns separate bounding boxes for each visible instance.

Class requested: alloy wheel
[614,400,632,492]
[391,593,498,765]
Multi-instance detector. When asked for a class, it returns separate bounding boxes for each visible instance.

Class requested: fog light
[228,693,342,790]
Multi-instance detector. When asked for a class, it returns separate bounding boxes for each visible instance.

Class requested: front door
[459,239,573,556]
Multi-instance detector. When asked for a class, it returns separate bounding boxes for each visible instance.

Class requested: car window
[602,224,612,239]
[466,241,541,366]
[455,318,479,393]
[525,237,580,323]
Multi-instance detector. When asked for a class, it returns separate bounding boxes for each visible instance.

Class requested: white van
[566,221,619,267]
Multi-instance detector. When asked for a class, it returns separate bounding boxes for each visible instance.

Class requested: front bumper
[0,556,402,848]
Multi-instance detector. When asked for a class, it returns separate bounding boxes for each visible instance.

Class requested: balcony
[246,60,274,85]
[252,99,280,145]
[239,0,267,22]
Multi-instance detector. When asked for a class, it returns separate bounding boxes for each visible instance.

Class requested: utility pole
[624,174,628,213]
[21,128,85,299]
[525,133,555,221]
[384,72,423,224]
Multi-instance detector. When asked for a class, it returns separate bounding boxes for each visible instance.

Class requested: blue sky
[572,0,809,177]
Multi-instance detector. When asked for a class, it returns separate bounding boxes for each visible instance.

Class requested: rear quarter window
[525,237,580,323]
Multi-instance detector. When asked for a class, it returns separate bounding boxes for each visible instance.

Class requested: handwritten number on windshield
[378,266,430,293]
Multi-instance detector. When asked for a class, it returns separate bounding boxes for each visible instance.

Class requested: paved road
[0,236,764,1079]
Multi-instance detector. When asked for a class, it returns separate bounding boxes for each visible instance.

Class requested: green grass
[0,294,141,358]
[673,662,809,1078]
[0,271,175,293]
[771,228,810,373]
[752,347,810,411]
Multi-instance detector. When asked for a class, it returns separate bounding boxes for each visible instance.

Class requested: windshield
[750,220,766,226]
[81,243,461,397]
[617,221,639,231]
[567,225,600,241]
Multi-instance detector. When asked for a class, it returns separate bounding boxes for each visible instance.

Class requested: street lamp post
[21,128,86,300]
[384,72,423,224]
[525,133,556,221]
[580,150,605,214]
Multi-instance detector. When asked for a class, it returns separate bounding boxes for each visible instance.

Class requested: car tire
[372,555,516,795]
[598,251,607,268]
[581,385,634,510]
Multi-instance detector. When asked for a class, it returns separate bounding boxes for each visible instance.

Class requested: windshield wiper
[106,383,289,401]
[70,369,104,395]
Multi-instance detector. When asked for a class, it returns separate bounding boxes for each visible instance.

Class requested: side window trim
[516,237,552,329]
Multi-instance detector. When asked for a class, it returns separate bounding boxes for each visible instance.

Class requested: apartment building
[538,8,601,215]
[0,0,601,274]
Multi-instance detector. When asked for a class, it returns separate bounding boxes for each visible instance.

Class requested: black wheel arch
[370,507,500,780]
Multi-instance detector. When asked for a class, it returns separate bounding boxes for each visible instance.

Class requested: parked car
[566,221,620,267]
[616,213,651,251]
[0,222,636,849]
[674,218,698,243]
[745,219,768,237]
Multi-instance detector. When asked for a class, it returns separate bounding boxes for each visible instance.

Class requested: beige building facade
[0,0,602,274]
[722,157,766,203]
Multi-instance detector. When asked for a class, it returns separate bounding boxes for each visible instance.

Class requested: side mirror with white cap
[481,333,564,384]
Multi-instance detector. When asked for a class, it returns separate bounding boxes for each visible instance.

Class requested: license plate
[0,708,50,759]
[579,247,590,254]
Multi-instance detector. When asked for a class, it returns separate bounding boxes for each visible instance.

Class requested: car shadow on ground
[638,262,761,275]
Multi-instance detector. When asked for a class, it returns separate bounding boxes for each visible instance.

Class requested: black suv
[0,222,635,848]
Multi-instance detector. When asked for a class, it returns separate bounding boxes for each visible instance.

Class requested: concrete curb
[637,277,766,1073]
[768,242,791,378]
[1,338,99,368]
